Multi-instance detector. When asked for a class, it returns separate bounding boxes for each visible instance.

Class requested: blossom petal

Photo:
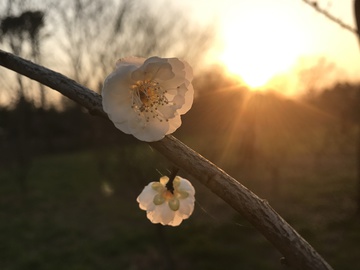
[178,177,196,196]
[172,93,186,110]
[159,204,176,225]
[166,115,181,134]
[161,58,192,89]
[137,182,158,210]
[102,67,134,112]
[157,105,177,119]
[113,111,142,135]
[143,56,168,65]
[167,58,187,79]
[177,84,194,115]
[182,60,193,85]
[168,212,184,226]
[146,62,174,81]
[146,203,175,225]
[102,64,137,132]
[116,57,145,68]
[131,58,174,82]
[131,117,170,142]
[178,197,195,218]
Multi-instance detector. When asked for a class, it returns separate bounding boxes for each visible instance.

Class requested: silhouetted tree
[1,10,46,103]
[0,7,48,196]
[353,0,360,214]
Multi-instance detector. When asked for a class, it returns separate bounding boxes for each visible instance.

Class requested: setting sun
[218,3,308,89]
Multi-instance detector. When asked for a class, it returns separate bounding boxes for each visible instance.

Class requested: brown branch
[0,49,333,270]
[302,0,358,36]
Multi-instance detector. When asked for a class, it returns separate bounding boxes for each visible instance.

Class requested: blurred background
[0,0,360,269]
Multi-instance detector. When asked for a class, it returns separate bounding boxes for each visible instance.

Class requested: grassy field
[0,143,359,270]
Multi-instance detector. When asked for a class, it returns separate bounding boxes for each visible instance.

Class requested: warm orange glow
[218,5,307,90]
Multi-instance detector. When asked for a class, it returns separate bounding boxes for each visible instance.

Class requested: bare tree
[301,0,360,215]
[0,0,48,106]
[51,0,213,91]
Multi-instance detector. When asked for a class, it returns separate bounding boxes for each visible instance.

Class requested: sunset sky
[177,0,360,95]
[1,0,359,102]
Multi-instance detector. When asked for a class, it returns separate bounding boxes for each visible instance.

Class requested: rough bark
[0,49,333,270]
[354,0,360,216]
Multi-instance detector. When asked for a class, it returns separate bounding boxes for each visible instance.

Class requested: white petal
[167,58,187,78]
[159,203,177,225]
[131,118,170,142]
[102,69,134,110]
[155,64,175,81]
[160,76,186,91]
[178,177,196,196]
[116,57,145,68]
[161,58,193,89]
[126,113,147,133]
[178,196,195,218]
[102,63,138,130]
[112,119,132,135]
[146,62,174,81]
[132,59,174,82]
[105,60,138,85]
[105,104,134,134]
[112,109,143,135]
[146,210,159,224]
[143,56,168,65]
[146,203,175,225]
[157,105,177,119]
[180,59,193,86]
[166,115,182,134]
[137,183,158,210]
[177,84,194,115]
[172,93,186,110]
[168,212,184,226]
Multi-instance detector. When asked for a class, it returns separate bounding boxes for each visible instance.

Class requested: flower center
[153,190,180,211]
[131,80,170,122]
[163,190,174,200]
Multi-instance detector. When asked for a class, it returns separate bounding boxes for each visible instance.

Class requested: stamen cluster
[131,80,170,122]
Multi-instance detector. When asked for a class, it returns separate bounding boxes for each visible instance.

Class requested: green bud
[177,190,189,199]
[169,198,180,211]
[152,182,164,192]
[173,176,181,188]
[153,194,165,205]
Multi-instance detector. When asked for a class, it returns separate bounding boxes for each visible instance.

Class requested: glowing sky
[178,0,360,94]
[1,0,359,104]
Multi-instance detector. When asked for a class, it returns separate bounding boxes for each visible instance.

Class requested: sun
[218,3,306,89]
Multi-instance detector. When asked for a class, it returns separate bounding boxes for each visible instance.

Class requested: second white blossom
[137,175,195,226]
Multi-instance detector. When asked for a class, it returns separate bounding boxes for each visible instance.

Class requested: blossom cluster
[102,56,195,226]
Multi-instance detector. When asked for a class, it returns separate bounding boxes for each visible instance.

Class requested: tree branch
[302,0,358,36]
[0,49,333,270]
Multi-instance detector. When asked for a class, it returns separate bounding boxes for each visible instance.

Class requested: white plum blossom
[137,175,195,226]
[102,56,194,142]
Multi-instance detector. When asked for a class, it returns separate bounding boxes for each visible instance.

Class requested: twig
[0,49,333,270]
[302,0,358,36]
